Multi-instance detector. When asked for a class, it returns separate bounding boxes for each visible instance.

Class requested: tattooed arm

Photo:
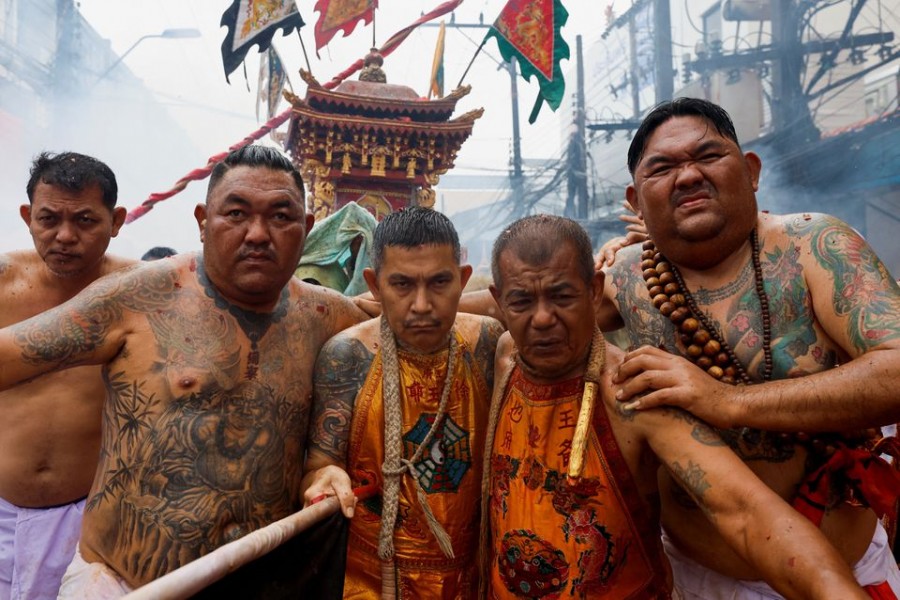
[615,214,900,431]
[473,317,505,389]
[0,272,131,389]
[301,332,375,518]
[612,396,867,599]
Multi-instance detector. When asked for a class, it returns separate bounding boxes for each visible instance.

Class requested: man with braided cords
[302,207,503,598]
[483,214,868,599]
[604,97,900,597]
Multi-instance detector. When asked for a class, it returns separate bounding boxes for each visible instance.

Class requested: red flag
[487,0,570,123]
[126,0,462,223]
[313,0,377,55]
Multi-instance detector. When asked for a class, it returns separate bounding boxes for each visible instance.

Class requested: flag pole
[371,2,376,47]
[296,30,313,74]
[456,36,487,88]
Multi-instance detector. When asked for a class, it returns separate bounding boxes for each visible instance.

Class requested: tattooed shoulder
[473,316,504,388]
[308,335,375,463]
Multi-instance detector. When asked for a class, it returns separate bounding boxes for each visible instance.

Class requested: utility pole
[507,57,525,218]
[425,18,525,216]
[770,0,819,144]
[627,15,641,119]
[573,36,589,219]
[653,0,674,103]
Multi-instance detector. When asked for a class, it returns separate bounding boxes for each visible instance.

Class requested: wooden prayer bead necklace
[640,230,773,385]
[641,233,885,502]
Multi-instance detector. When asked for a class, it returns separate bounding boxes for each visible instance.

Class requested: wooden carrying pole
[124,485,376,600]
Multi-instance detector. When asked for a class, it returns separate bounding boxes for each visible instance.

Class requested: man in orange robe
[483,214,868,599]
[303,207,503,598]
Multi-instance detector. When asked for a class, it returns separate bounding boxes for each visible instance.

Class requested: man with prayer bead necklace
[302,206,504,599]
[482,214,868,599]
[603,97,900,597]
[0,145,368,595]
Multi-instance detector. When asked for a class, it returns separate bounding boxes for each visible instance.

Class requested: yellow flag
[428,20,446,99]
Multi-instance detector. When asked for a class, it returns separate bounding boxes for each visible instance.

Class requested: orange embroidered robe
[344,331,489,599]
[488,367,671,599]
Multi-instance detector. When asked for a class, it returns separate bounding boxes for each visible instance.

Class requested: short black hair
[26,151,118,211]
[370,206,460,272]
[627,97,740,176]
[141,246,178,261]
[207,145,305,201]
[491,214,594,289]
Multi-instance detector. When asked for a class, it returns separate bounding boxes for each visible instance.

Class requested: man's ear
[305,213,315,233]
[459,264,473,290]
[194,204,208,243]
[363,267,381,301]
[591,269,605,305]
[625,185,641,218]
[110,206,127,237]
[19,205,31,227]
[744,151,762,191]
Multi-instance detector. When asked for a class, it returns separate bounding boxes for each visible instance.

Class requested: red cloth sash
[792,438,900,527]
[865,580,899,599]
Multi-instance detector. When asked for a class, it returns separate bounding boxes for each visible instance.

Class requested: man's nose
[674,161,704,187]
[55,221,78,244]
[411,286,432,314]
[531,298,556,328]
[245,216,271,244]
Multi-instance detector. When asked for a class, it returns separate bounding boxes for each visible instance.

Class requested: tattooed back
[0,252,365,587]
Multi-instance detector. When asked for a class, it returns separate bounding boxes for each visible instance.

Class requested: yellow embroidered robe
[488,367,672,599]
[344,331,489,599]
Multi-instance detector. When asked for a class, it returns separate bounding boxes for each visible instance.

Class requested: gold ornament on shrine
[285,50,483,221]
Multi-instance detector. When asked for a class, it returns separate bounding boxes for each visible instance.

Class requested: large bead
[692,329,710,345]
[642,241,655,250]
[670,307,690,323]
[716,352,730,366]
[664,282,680,295]
[652,294,669,309]
[648,285,663,297]
[641,259,656,270]
[681,318,700,333]
[669,293,686,306]
[641,249,655,260]
[643,268,658,280]
[646,277,660,288]
[659,272,675,285]
[660,302,676,316]
[697,356,713,369]
[687,344,703,358]
[703,340,722,356]
[708,365,724,379]
[656,261,671,273]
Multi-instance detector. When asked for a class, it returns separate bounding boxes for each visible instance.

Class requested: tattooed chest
[92,378,307,582]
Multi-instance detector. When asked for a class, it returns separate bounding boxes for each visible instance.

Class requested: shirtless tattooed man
[0,152,133,599]
[0,145,366,595]
[604,98,900,597]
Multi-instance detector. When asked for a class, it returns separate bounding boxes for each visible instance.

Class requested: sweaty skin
[0,180,132,507]
[490,232,868,599]
[604,113,900,581]
[605,212,898,578]
[0,251,133,507]
[0,164,368,588]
